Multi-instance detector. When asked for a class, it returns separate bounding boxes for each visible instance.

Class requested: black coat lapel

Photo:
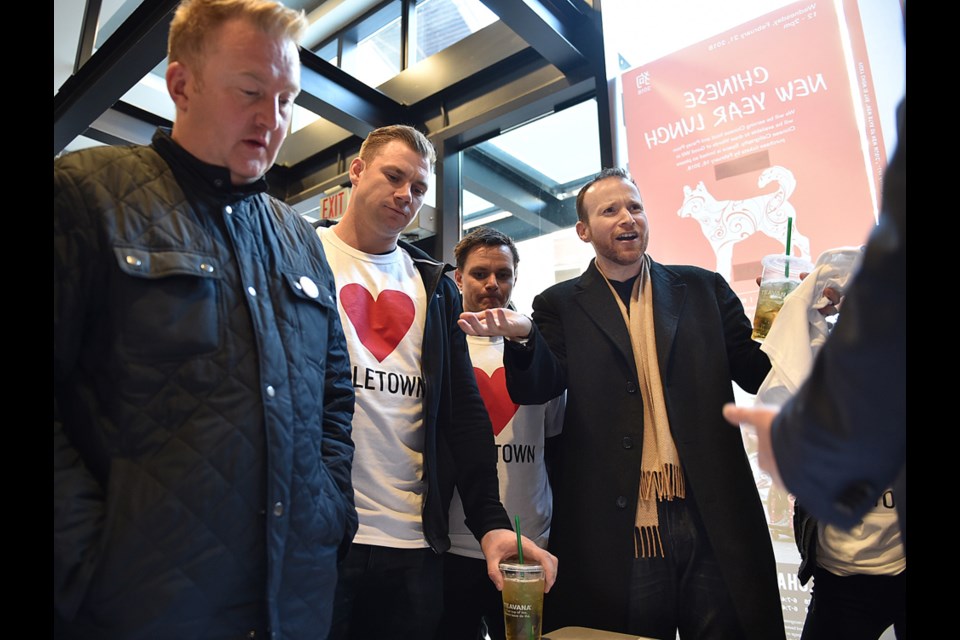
[573,260,637,377]
[649,260,686,381]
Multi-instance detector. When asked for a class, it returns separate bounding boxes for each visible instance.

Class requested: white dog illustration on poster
[678,166,811,281]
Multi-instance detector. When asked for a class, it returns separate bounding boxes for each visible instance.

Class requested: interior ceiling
[54,0,609,248]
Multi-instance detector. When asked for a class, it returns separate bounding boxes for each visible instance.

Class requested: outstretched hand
[722,403,784,490]
[459,308,533,339]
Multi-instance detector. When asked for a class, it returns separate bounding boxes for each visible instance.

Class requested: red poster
[622,1,882,308]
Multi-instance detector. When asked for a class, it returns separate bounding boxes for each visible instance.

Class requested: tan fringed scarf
[599,255,685,558]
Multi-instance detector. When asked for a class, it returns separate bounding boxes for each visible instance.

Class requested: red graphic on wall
[473,367,519,436]
[340,284,415,362]
[620,0,884,311]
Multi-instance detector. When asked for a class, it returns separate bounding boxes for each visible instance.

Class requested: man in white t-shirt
[317,125,557,640]
[438,227,565,640]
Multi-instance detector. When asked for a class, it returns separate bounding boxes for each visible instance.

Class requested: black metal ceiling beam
[53,0,178,156]
[297,48,407,139]
[81,101,169,149]
[479,0,588,75]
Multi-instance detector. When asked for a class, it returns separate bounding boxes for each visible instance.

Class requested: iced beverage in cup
[500,562,544,640]
[751,254,813,342]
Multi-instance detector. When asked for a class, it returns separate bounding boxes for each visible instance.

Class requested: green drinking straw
[513,516,534,640]
[784,217,794,278]
[515,515,524,564]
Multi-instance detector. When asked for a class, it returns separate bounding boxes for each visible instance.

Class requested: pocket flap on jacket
[113,247,222,280]
[281,271,336,309]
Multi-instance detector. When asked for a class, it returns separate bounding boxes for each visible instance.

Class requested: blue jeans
[328,544,443,640]
[627,498,745,639]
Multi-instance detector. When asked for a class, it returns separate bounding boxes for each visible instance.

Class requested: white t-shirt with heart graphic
[447,335,565,558]
[319,227,429,548]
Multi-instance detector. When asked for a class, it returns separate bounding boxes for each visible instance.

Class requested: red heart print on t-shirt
[340,284,415,362]
[473,367,519,436]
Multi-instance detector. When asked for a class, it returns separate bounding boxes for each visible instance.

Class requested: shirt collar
[151,128,269,200]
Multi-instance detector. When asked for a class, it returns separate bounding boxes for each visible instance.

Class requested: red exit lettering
[321,191,346,220]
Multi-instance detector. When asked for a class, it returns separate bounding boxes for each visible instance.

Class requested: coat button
[616,496,628,509]
[273,502,284,517]
[626,381,637,393]
[224,204,233,214]
[265,385,275,398]
[299,276,319,299]
[622,437,634,449]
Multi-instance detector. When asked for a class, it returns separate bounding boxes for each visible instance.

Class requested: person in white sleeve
[438,227,565,640]
[315,126,557,640]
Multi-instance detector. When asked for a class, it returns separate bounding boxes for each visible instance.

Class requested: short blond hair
[168,0,306,68]
[359,125,436,168]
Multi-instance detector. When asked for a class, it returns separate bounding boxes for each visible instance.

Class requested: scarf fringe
[638,463,686,502]
[634,525,665,558]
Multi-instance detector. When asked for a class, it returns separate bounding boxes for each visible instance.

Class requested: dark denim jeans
[627,497,745,640]
[328,543,443,640]
[800,567,906,640]
[436,552,506,640]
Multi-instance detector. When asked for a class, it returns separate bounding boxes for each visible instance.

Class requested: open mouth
[616,232,639,241]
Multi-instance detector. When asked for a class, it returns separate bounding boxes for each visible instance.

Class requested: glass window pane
[460,99,601,313]
[291,104,322,134]
[411,0,498,63]
[341,1,402,89]
[488,100,601,187]
[93,0,145,52]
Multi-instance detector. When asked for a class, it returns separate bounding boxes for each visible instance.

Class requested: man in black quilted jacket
[53,1,357,638]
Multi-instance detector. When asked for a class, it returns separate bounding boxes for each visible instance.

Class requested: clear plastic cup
[751,254,814,341]
[500,562,544,640]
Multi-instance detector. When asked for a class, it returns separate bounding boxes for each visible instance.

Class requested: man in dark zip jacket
[315,124,557,640]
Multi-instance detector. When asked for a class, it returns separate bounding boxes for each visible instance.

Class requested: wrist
[506,317,533,345]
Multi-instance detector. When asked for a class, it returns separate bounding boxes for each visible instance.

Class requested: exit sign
[319,188,350,220]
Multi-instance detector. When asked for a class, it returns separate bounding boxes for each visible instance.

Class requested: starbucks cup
[500,562,545,640]
[751,254,814,341]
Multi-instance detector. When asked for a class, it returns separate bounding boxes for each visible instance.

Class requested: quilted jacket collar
[151,128,269,200]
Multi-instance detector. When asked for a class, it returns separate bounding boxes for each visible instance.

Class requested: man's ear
[166,61,190,112]
[454,268,464,292]
[348,157,365,187]
[575,219,591,243]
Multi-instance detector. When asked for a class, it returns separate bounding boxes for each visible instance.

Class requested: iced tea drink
[500,562,544,640]
[751,254,812,342]
[751,278,800,341]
